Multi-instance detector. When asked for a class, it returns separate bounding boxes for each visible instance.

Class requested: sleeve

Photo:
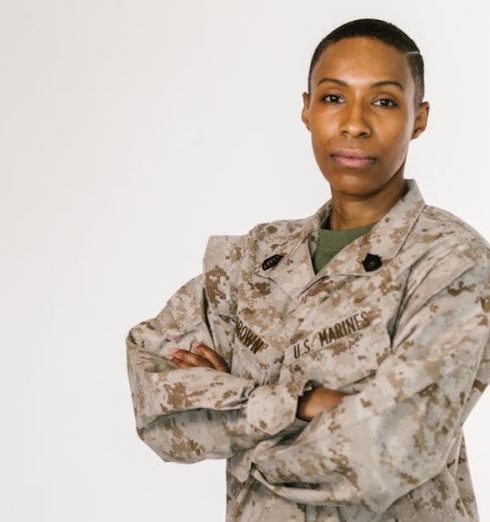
[126,234,313,464]
[247,244,490,513]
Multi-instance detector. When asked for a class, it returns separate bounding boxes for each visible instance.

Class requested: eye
[373,98,398,108]
[322,94,344,103]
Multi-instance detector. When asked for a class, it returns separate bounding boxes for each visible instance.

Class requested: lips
[330,148,376,160]
[330,148,376,168]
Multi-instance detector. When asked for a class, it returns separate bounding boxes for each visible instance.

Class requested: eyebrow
[316,77,405,91]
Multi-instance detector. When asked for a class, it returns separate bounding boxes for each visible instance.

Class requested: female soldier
[126,18,490,521]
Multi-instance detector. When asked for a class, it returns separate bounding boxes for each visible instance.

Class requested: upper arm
[373,243,490,409]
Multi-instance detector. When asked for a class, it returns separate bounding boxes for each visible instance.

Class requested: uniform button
[262,254,283,270]
[362,253,382,272]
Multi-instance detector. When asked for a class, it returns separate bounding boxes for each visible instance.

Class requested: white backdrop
[1,1,490,521]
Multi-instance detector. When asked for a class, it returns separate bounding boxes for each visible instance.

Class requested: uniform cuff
[246,379,315,436]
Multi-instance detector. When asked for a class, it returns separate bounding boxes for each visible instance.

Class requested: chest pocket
[230,338,268,385]
[230,318,270,385]
[279,315,391,391]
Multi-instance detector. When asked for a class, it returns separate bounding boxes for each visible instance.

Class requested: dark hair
[307,18,424,108]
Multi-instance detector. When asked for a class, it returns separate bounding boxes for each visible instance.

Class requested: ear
[301,91,311,131]
[411,101,430,140]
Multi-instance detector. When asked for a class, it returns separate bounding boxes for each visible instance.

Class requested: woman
[126,18,490,521]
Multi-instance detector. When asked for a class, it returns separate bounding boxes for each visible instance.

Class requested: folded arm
[126,273,313,464]
[248,246,490,513]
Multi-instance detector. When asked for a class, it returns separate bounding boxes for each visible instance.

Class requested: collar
[253,178,426,299]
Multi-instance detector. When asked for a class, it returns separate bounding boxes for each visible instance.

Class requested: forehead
[312,36,413,91]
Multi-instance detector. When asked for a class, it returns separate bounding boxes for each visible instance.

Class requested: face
[302,36,430,198]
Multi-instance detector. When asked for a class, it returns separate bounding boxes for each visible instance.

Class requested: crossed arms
[126,245,490,513]
[169,341,345,421]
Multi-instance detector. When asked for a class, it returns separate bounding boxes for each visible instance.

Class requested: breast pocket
[279,315,391,391]
[230,339,269,384]
[229,314,273,384]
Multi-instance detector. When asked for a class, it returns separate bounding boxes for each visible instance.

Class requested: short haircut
[307,18,424,108]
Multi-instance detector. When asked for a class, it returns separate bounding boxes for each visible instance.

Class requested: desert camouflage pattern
[126,178,490,521]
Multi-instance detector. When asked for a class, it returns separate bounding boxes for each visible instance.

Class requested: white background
[1,1,490,520]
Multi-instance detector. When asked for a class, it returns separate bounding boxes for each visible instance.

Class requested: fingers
[193,342,230,372]
[170,348,214,369]
[171,358,194,369]
[166,343,231,373]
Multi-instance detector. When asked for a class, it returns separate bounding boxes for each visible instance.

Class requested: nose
[340,100,371,139]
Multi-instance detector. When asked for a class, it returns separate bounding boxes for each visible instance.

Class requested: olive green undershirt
[312,214,376,274]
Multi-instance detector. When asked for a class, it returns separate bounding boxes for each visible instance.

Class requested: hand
[168,341,230,373]
[296,386,345,421]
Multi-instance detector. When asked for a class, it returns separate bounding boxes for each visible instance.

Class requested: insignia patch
[262,254,283,271]
[362,253,382,272]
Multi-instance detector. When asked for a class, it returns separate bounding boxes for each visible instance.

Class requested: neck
[328,172,407,230]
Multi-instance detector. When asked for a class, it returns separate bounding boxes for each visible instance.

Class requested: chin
[322,170,383,197]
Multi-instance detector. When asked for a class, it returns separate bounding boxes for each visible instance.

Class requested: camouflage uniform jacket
[126,178,490,521]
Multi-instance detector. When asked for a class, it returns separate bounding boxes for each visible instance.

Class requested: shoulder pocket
[167,275,206,333]
[203,234,246,318]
